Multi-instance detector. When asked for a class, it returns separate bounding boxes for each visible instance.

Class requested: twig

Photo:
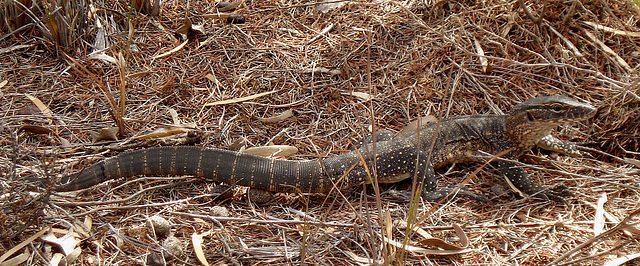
[518,0,547,25]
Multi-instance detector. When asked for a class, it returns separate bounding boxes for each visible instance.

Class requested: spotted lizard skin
[49,95,596,202]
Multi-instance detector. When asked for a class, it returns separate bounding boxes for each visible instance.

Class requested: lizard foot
[529,185,572,204]
[421,187,490,203]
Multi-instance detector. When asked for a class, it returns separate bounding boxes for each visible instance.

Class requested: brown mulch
[1,0,639,265]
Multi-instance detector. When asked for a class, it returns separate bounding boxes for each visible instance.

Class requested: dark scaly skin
[49,95,596,202]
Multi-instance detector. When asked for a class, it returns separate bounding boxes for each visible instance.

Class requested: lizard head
[506,95,596,149]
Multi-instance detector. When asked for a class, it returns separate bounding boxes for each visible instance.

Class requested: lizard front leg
[537,135,584,157]
[354,130,395,149]
[417,151,488,202]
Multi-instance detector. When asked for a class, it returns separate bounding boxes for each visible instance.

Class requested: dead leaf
[0,44,32,54]
[201,13,230,19]
[40,230,81,256]
[342,91,373,101]
[0,226,50,264]
[583,29,633,73]
[383,236,471,255]
[64,247,82,264]
[307,23,334,45]
[594,193,607,236]
[217,0,244,12]
[603,252,640,266]
[583,21,640,38]
[624,158,640,168]
[316,0,347,13]
[398,115,438,137]
[16,104,40,115]
[226,14,245,24]
[302,67,341,75]
[343,250,382,264]
[90,127,119,142]
[244,145,298,158]
[49,253,64,266]
[18,125,52,135]
[204,90,280,107]
[24,93,52,117]
[192,232,210,266]
[60,137,72,148]
[133,124,196,140]
[396,221,469,252]
[152,39,189,59]
[88,53,117,64]
[168,108,181,125]
[474,38,490,73]
[257,109,293,123]
[175,17,192,36]
[0,250,29,266]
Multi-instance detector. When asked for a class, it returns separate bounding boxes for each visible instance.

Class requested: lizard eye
[550,103,564,112]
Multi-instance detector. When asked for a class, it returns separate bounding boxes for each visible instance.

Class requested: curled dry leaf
[388,221,471,255]
[175,17,205,39]
[65,247,82,265]
[583,29,632,73]
[257,109,293,123]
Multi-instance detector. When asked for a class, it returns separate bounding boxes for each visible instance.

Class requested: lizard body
[49,95,595,201]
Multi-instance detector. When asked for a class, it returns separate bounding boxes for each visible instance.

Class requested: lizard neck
[505,112,557,152]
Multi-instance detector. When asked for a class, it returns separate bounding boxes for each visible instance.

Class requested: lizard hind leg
[353,130,395,149]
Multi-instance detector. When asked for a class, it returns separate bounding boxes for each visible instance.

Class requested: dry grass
[1,0,640,265]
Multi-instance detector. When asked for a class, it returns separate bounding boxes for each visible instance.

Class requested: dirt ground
[1,0,640,265]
